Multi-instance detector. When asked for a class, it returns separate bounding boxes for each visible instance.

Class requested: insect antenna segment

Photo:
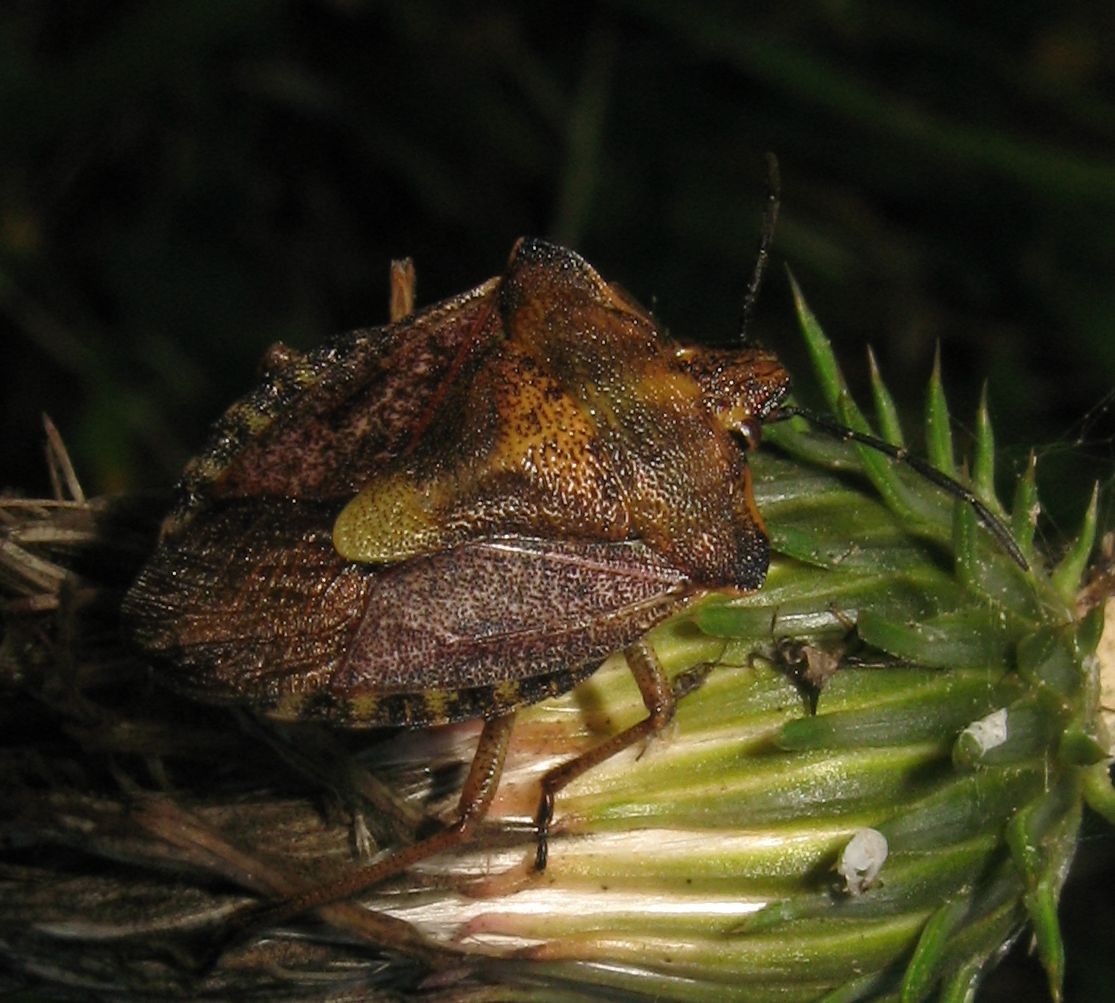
[738,152,782,345]
[730,155,1027,573]
[770,405,1030,571]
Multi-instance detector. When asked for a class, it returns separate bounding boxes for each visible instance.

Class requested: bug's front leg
[533,640,714,870]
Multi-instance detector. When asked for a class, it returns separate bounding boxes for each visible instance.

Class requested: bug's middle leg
[533,640,713,870]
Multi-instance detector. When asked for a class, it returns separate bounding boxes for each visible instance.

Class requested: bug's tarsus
[739,152,782,345]
[773,405,1030,571]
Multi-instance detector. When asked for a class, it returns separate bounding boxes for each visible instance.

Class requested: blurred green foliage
[1,4,1113,997]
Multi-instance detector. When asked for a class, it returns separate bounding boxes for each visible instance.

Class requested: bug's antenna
[771,405,1030,571]
[739,152,781,345]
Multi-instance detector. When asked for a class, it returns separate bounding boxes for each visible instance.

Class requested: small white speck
[963,707,1009,755]
[839,828,887,895]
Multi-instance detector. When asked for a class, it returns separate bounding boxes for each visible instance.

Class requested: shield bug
[122,232,790,916]
[122,171,1025,935]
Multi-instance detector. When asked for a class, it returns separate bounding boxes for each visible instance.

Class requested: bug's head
[677,345,792,453]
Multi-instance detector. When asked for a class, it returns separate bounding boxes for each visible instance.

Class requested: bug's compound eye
[735,416,763,452]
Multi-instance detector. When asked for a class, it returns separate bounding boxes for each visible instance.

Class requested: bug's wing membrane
[123,500,373,707]
[168,278,503,531]
[123,503,689,727]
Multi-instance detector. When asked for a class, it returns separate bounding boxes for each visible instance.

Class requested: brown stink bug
[122,170,1024,937]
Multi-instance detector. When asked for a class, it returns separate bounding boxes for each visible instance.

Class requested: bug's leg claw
[672,661,715,699]
[534,789,554,871]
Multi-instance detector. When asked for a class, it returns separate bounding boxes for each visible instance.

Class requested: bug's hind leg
[217,712,515,956]
[533,640,713,870]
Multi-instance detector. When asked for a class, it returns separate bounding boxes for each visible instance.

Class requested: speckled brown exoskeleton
[123,232,789,914]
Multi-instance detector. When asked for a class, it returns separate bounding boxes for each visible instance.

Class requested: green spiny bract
[348,281,1107,1002]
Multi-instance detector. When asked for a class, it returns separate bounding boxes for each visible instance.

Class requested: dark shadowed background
[2,3,1113,999]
